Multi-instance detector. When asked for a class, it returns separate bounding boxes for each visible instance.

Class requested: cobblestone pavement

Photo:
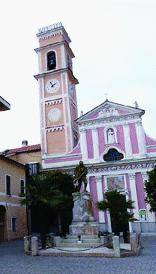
[0,236,156,274]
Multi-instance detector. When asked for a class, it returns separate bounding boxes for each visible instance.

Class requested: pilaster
[129,173,139,220]
[123,123,132,158]
[136,120,147,157]
[80,128,88,161]
[92,127,99,161]
[95,175,105,223]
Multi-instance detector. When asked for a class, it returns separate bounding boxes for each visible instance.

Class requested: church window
[47,51,56,70]
[103,148,124,162]
[107,128,116,144]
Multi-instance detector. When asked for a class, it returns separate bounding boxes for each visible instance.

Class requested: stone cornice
[34,40,75,58]
[42,157,156,174]
[78,114,142,129]
[36,23,71,44]
[87,159,156,174]
[77,100,145,123]
[34,67,79,84]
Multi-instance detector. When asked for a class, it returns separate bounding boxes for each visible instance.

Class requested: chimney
[22,140,28,146]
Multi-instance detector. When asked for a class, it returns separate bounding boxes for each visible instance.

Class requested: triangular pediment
[77,100,145,123]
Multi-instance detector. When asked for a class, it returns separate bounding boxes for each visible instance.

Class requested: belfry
[35,23,79,158]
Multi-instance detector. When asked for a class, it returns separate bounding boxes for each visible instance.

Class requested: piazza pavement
[0,236,156,274]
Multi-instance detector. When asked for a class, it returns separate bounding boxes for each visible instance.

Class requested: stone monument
[69,191,99,235]
[54,162,100,247]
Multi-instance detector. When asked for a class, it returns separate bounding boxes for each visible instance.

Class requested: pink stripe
[129,123,139,154]
[145,134,156,146]
[44,155,82,164]
[98,127,105,154]
[116,125,125,152]
[135,173,146,209]
[89,176,99,221]
[147,148,156,153]
[86,129,93,159]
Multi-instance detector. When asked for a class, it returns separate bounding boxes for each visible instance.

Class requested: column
[96,175,105,223]
[92,127,99,161]
[123,123,132,158]
[80,128,88,161]
[136,120,147,157]
[103,176,112,232]
[129,173,139,220]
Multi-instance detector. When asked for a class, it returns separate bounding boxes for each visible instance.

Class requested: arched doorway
[0,206,6,242]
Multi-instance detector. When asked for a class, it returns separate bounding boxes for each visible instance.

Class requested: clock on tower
[34,23,79,159]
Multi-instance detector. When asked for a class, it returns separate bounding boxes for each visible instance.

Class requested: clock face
[46,79,60,93]
[48,108,61,122]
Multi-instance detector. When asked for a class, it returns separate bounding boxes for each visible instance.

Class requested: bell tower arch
[35,23,79,158]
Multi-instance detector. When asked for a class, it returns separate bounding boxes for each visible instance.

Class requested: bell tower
[35,23,79,158]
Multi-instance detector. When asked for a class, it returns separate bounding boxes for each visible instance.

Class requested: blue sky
[0,0,156,150]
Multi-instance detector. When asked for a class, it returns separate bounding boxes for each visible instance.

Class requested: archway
[0,206,6,242]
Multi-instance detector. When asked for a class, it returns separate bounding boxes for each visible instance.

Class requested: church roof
[77,99,145,123]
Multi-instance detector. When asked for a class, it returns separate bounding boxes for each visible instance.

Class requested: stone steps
[60,239,101,244]
[54,235,102,248]
[55,242,102,248]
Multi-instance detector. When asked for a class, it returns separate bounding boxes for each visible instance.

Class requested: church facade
[35,23,156,233]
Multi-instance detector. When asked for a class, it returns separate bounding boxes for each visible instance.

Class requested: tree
[22,170,74,247]
[145,167,156,212]
[97,190,134,242]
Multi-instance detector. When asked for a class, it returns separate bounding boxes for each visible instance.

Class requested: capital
[129,173,135,180]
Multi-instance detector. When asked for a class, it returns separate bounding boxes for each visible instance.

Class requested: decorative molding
[45,99,62,106]
[79,128,87,133]
[129,173,136,180]
[88,161,156,174]
[142,172,148,181]
[95,174,102,183]
[46,126,64,133]
[0,201,25,208]
[98,107,119,118]
[79,114,142,128]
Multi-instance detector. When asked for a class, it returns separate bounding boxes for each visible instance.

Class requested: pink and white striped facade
[36,23,156,232]
[42,99,156,232]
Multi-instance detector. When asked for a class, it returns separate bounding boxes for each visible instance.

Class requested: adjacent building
[0,97,27,241]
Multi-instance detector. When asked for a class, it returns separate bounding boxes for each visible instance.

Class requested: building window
[11,217,17,232]
[67,54,72,68]
[47,51,56,70]
[20,180,25,196]
[26,163,40,176]
[6,175,11,195]
[103,148,124,162]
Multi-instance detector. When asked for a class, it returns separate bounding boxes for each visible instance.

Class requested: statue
[74,161,88,192]
[107,128,115,144]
